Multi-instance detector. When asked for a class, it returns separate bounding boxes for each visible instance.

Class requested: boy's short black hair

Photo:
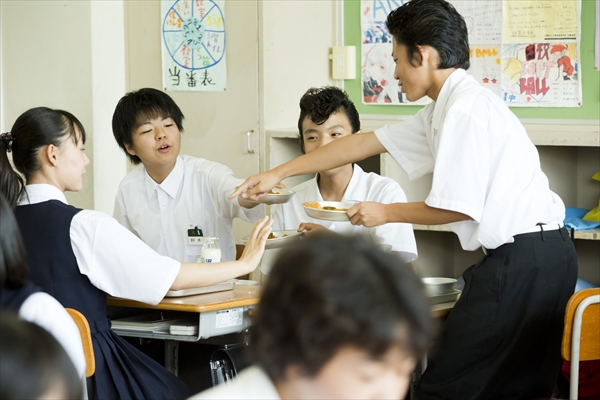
[112,88,185,165]
[249,234,432,382]
[297,86,361,153]
[386,0,470,70]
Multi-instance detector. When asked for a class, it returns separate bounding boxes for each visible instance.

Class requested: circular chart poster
[161,0,227,91]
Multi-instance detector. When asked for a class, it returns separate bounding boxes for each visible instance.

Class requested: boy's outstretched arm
[228,132,385,201]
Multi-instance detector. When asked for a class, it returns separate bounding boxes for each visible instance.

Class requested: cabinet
[265,117,599,285]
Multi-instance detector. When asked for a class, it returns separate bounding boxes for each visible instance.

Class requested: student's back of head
[0,311,82,400]
[250,234,432,398]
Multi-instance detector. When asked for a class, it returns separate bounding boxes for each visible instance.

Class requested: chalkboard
[343,0,599,120]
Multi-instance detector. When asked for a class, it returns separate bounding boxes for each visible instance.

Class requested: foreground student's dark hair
[250,234,432,381]
[0,107,86,209]
[297,86,361,153]
[0,311,82,400]
[112,88,185,165]
[386,0,470,70]
[0,194,28,294]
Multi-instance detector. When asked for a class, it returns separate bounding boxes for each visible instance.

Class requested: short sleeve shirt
[114,155,264,262]
[374,69,564,250]
[273,164,418,263]
[19,184,180,305]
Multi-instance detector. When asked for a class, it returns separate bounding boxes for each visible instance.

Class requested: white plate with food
[302,201,355,221]
[238,187,295,205]
[242,230,301,249]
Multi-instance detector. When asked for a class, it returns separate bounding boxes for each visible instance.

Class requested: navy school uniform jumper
[15,200,192,400]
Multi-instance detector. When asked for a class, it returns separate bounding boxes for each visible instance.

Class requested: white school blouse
[272,165,418,263]
[114,155,263,262]
[189,366,280,399]
[19,184,180,305]
[19,292,87,378]
[374,69,564,251]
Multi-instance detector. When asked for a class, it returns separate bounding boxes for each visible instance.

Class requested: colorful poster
[360,0,429,105]
[501,42,580,106]
[161,0,227,92]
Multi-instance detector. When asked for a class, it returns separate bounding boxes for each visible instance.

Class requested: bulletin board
[345,0,600,120]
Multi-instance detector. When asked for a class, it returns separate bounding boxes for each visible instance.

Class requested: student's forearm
[276,132,385,179]
[386,202,472,225]
[170,261,252,290]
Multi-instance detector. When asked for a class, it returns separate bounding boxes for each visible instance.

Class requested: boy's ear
[356,130,362,134]
[124,143,137,156]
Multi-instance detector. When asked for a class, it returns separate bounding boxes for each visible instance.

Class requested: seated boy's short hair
[249,234,432,381]
[112,88,185,165]
[386,0,470,70]
[297,86,361,153]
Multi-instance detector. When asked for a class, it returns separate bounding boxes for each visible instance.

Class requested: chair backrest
[562,288,600,362]
[65,308,95,377]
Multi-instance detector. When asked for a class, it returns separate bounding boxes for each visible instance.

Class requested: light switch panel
[330,46,356,80]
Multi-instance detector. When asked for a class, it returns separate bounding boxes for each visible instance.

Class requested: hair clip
[1,132,14,152]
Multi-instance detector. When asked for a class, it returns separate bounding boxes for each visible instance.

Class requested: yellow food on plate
[268,189,280,194]
[267,232,289,239]
[303,202,347,212]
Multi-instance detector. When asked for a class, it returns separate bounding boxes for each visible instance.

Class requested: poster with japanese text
[361,0,581,107]
[161,0,227,92]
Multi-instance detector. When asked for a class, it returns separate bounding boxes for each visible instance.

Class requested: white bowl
[302,201,355,221]
[422,277,457,297]
[239,187,295,205]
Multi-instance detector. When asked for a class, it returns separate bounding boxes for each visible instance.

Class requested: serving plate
[422,277,457,297]
[242,229,301,249]
[302,201,355,222]
[238,187,295,205]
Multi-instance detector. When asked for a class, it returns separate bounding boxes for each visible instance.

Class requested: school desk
[107,284,260,376]
[107,285,457,376]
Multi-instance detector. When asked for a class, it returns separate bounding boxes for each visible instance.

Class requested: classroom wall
[0,1,128,214]
[0,1,96,209]
[0,0,338,215]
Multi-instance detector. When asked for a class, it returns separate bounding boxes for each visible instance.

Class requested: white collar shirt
[272,164,417,263]
[18,184,180,305]
[114,155,264,262]
[374,69,564,250]
[189,366,280,399]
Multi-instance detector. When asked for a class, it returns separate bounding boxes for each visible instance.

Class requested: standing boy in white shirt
[272,86,417,264]
[231,0,578,398]
[112,88,263,262]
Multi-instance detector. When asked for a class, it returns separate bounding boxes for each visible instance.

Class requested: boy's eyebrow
[133,116,171,130]
[303,125,346,136]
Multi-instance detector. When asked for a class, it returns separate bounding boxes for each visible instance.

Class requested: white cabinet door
[125,0,260,241]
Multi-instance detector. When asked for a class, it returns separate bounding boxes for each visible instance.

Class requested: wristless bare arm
[386,202,472,225]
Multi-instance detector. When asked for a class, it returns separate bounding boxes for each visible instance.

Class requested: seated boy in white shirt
[272,87,417,264]
[111,88,263,262]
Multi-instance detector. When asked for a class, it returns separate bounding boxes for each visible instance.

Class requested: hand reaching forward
[297,222,332,237]
[228,170,282,201]
[347,202,389,227]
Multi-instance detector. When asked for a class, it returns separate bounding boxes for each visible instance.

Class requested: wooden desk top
[108,284,456,318]
[107,285,261,313]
